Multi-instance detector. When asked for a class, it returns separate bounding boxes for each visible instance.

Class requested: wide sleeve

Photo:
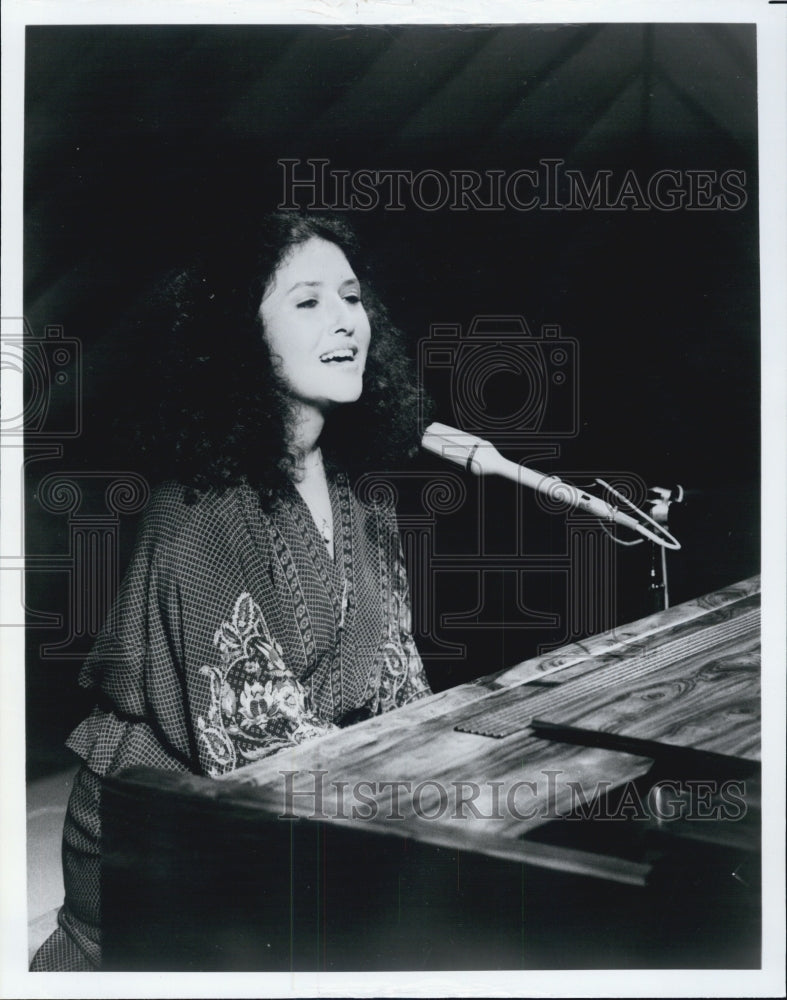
[65,485,197,776]
[194,591,339,777]
[66,484,339,781]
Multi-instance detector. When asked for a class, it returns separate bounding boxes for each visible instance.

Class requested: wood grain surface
[222,577,760,879]
[473,599,760,759]
[531,621,760,760]
[101,578,762,970]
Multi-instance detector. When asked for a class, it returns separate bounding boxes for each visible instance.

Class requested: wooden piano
[101,576,761,971]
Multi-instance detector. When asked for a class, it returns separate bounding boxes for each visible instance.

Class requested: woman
[31,212,432,971]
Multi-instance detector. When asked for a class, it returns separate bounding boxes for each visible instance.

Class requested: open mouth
[320,347,358,364]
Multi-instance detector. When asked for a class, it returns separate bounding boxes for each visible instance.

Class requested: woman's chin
[323,383,364,408]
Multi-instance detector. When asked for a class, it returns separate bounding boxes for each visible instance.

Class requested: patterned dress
[30,472,431,971]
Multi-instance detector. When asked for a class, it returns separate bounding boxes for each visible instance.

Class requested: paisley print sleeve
[197,592,338,777]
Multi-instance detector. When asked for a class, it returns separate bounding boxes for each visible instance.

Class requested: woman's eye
[296,298,318,309]
[344,293,361,305]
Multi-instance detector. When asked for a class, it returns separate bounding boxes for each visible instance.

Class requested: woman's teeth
[320,348,356,363]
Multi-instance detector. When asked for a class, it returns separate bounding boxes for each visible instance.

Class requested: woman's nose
[329,296,354,334]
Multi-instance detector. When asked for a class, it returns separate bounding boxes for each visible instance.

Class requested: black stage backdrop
[24,23,759,776]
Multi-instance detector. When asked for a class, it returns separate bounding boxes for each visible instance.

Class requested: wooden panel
[224,577,759,864]
[226,695,656,861]
[461,597,760,757]
[102,765,761,971]
[528,602,759,761]
[101,578,762,971]
[484,575,760,688]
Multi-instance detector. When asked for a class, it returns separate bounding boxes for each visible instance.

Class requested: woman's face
[259,237,371,414]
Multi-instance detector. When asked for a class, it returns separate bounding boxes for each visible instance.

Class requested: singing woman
[31,212,432,971]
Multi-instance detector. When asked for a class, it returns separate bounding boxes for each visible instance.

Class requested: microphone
[421,422,646,537]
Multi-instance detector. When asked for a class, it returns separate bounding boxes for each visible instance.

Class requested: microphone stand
[421,425,684,616]
[648,542,667,611]
[644,485,685,611]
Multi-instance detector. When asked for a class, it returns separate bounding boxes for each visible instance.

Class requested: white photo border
[2,1,785,998]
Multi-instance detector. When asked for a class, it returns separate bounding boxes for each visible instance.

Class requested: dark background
[24,23,760,777]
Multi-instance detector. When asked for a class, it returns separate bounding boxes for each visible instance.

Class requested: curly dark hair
[153,212,429,506]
